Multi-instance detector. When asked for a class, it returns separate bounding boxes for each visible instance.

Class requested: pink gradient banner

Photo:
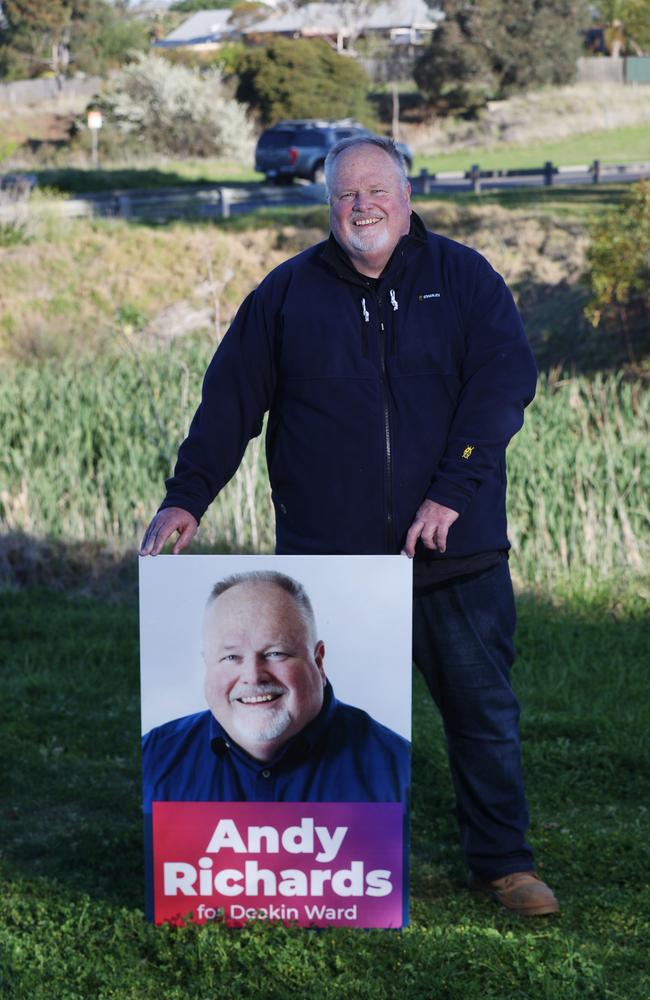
[153,801,405,928]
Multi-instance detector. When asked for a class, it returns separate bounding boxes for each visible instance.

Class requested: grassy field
[32,161,262,194]
[413,124,650,175]
[0,157,648,996]
[0,584,648,999]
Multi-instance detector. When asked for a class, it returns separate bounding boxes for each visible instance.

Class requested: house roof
[365,0,444,30]
[243,0,443,36]
[157,9,237,47]
[243,3,340,36]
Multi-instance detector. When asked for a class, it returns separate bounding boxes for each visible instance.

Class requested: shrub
[234,38,372,125]
[88,53,254,160]
[585,181,650,365]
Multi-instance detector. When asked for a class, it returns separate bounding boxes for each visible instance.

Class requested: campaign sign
[140,554,412,930]
[153,802,404,928]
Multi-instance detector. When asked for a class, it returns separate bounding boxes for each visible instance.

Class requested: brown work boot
[469,871,560,917]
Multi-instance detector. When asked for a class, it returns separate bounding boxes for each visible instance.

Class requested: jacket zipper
[375,293,394,553]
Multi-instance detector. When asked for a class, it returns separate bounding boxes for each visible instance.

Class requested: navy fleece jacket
[161,213,537,558]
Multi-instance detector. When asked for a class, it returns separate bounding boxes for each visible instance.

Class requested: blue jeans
[412,558,534,880]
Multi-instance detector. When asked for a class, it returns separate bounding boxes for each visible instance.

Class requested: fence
[413,159,650,195]
[1,160,648,224]
[626,56,650,84]
[576,56,650,85]
[0,180,327,224]
[0,75,102,105]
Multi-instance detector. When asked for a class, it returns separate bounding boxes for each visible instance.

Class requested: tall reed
[507,371,648,585]
[1,343,647,586]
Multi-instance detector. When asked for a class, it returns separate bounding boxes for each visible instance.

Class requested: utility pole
[391,83,400,141]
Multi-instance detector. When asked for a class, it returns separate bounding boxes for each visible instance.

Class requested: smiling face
[202,582,326,762]
[328,144,412,278]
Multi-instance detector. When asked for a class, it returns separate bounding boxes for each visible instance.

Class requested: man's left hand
[402,499,460,558]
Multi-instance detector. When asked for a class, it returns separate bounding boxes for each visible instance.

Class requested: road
[3,162,649,225]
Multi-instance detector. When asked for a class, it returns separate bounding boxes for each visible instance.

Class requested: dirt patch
[0,94,90,154]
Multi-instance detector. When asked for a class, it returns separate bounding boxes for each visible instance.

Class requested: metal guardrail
[412,159,650,194]
[24,181,327,222]
[1,161,649,224]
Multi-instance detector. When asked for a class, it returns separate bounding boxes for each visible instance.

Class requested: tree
[585,181,650,365]
[597,1,650,55]
[0,0,149,79]
[413,14,495,116]
[70,1,150,74]
[415,0,590,114]
[234,37,372,125]
[1,0,74,76]
[486,0,591,94]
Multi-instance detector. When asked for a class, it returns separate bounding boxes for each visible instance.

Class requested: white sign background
[139,554,412,741]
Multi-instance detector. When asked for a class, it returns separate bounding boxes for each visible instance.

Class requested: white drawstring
[390,289,399,311]
[361,298,370,323]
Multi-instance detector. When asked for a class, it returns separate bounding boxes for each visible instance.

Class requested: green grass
[412,183,633,223]
[33,161,263,195]
[413,124,650,175]
[0,585,648,998]
[28,124,650,195]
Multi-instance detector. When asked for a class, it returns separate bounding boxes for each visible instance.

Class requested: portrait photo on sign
[138,554,413,928]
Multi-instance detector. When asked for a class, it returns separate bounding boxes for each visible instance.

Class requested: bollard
[470,164,481,194]
[117,193,131,218]
[419,167,431,195]
[544,161,554,187]
[592,159,601,184]
[219,188,230,219]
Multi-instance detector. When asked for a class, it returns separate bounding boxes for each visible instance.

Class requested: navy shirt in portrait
[142,682,410,810]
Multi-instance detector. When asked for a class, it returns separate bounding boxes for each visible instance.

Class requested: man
[140,137,558,916]
[142,570,410,809]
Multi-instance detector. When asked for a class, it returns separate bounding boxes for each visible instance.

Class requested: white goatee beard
[347,224,390,254]
[239,705,291,743]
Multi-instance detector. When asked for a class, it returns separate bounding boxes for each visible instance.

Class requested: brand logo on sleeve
[462,445,475,460]
[418,292,441,301]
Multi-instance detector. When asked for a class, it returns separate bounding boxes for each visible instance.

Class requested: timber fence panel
[0,76,102,105]
[576,58,624,84]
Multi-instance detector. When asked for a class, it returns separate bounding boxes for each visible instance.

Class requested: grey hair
[207,570,317,642]
[324,135,408,197]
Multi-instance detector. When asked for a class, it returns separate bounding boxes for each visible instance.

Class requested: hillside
[402,82,650,154]
[0,188,624,370]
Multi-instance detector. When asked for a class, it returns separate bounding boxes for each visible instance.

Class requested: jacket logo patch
[418,292,441,301]
[462,445,475,460]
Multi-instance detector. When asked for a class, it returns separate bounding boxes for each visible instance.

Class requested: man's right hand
[139,507,198,556]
